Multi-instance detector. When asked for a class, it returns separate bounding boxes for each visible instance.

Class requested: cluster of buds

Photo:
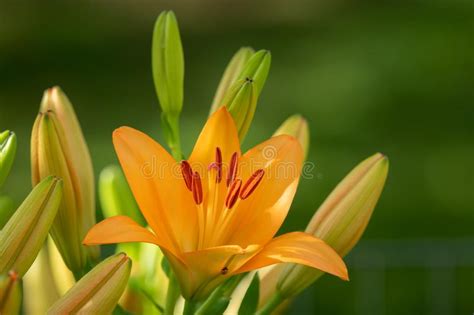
[31,87,99,277]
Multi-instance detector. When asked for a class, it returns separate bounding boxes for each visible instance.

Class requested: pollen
[225,179,242,209]
[227,152,239,187]
[240,169,265,199]
[192,171,203,205]
[180,161,193,191]
[215,147,223,183]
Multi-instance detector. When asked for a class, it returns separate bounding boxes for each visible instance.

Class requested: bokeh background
[1,0,473,314]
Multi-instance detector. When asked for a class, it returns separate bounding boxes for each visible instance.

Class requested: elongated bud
[210,47,255,114]
[224,50,271,141]
[0,195,15,229]
[31,86,98,276]
[0,271,22,315]
[273,115,310,159]
[152,10,184,115]
[0,130,17,188]
[275,153,389,297]
[0,176,63,277]
[47,253,132,315]
[99,165,146,226]
[152,11,184,159]
[224,78,257,141]
[238,50,271,97]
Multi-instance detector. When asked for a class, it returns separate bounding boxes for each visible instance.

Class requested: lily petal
[83,216,161,246]
[225,135,303,247]
[188,107,240,169]
[113,127,197,253]
[236,232,348,281]
[179,244,260,300]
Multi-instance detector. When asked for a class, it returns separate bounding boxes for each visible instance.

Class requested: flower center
[180,147,265,249]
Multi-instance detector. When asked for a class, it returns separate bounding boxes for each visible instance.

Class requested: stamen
[180,161,193,191]
[215,147,222,183]
[225,179,242,209]
[240,169,265,199]
[226,152,239,187]
[192,172,203,205]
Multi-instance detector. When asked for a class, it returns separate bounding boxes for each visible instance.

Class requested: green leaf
[0,130,16,189]
[239,273,260,315]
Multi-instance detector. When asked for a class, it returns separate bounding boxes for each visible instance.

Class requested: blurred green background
[1,0,473,314]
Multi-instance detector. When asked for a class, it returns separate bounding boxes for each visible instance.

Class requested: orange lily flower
[83,108,348,300]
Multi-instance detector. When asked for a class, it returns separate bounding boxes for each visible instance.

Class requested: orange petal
[178,244,260,300]
[236,232,348,281]
[224,135,303,247]
[83,216,161,246]
[188,107,240,169]
[113,127,197,253]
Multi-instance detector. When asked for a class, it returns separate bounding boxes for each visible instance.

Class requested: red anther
[215,147,222,183]
[226,152,239,187]
[225,179,242,209]
[240,169,265,199]
[192,172,203,205]
[180,161,193,191]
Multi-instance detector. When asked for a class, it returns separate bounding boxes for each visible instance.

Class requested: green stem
[182,299,197,315]
[255,291,283,315]
[162,113,183,160]
[164,272,180,315]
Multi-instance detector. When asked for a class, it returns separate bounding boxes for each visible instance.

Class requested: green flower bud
[99,165,145,226]
[210,47,255,114]
[276,153,389,297]
[0,130,17,188]
[152,10,184,116]
[224,50,271,141]
[0,176,63,277]
[47,253,132,315]
[31,86,98,277]
[237,50,271,97]
[0,271,22,315]
[224,78,257,141]
[273,115,310,159]
[152,11,185,159]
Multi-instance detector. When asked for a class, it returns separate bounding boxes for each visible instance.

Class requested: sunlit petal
[225,135,303,246]
[237,232,348,281]
[83,216,161,246]
[113,127,197,253]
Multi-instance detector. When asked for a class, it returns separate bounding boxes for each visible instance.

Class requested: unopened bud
[99,165,145,226]
[273,115,310,158]
[276,153,389,297]
[0,176,63,277]
[47,253,132,315]
[0,195,15,229]
[0,130,16,188]
[31,86,98,276]
[210,47,254,114]
[0,271,22,315]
